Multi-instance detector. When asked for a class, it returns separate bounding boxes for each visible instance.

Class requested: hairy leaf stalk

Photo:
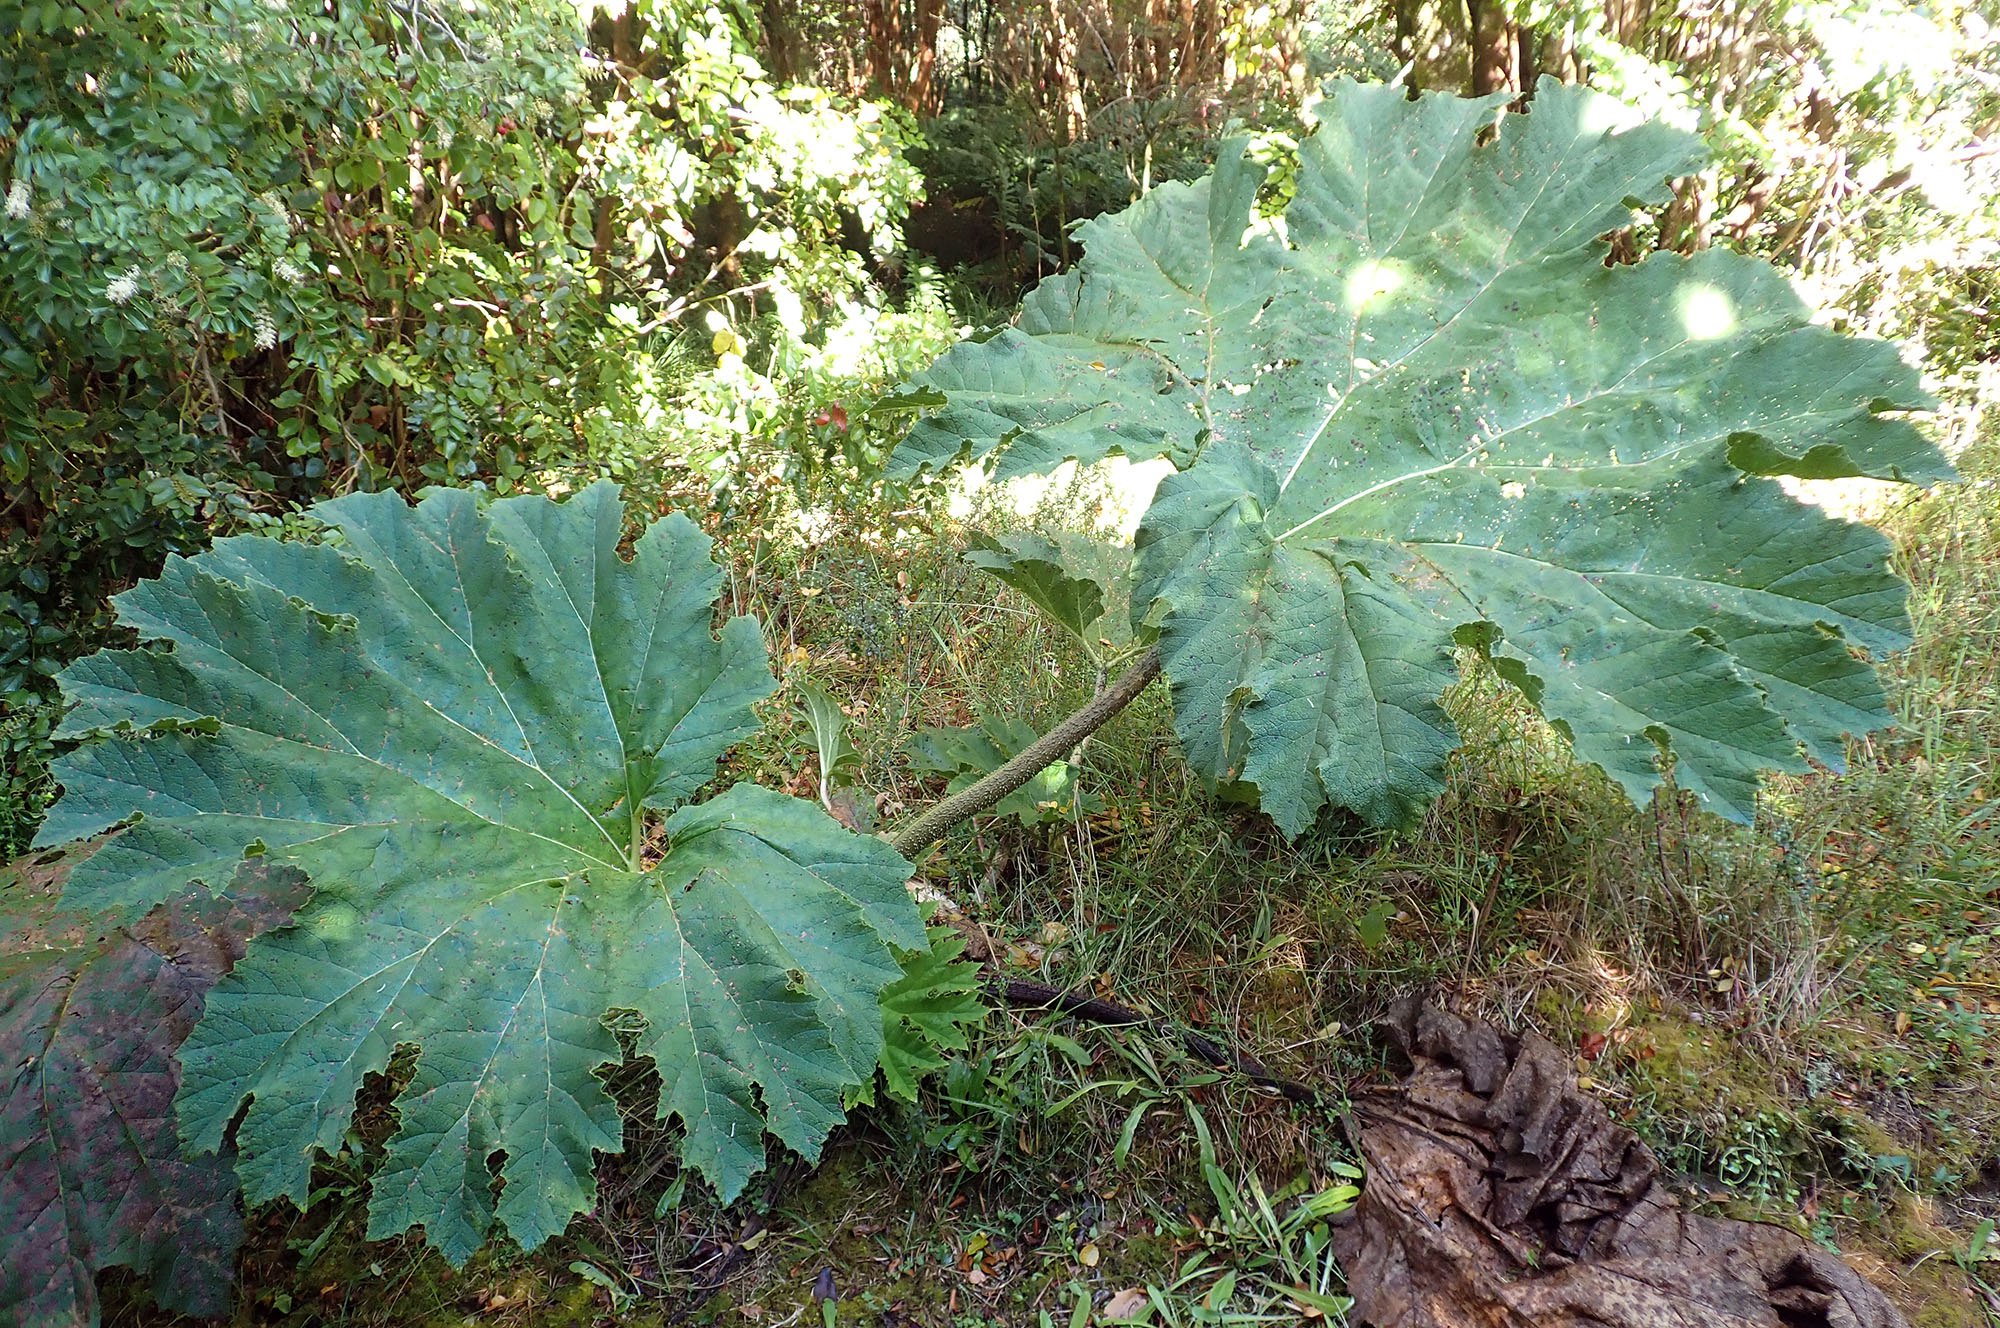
[894,646,1161,859]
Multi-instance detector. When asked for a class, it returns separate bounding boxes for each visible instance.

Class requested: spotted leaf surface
[0,845,308,1328]
[34,482,924,1263]
[894,80,1946,833]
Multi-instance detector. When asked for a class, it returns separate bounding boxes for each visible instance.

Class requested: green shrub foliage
[0,0,946,854]
[892,79,1949,835]
[0,0,602,849]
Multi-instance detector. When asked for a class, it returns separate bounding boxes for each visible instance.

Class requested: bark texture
[1335,998,1911,1328]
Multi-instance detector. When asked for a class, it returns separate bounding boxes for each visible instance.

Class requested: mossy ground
[104,444,2000,1326]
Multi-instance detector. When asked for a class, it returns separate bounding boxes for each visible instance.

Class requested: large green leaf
[33,482,924,1264]
[0,846,307,1328]
[892,79,1946,834]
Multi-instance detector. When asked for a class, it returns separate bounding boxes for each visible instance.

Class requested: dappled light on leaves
[1674,282,1739,341]
[892,79,1948,835]
[1346,258,1408,311]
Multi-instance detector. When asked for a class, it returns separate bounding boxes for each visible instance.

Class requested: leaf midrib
[371,887,570,1228]
[1269,320,1872,544]
[372,522,623,860]
[512,525,634,855]
[1280,115,1577,496]
[1397,538,1894,647]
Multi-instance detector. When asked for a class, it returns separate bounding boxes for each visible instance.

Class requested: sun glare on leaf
[1577,90,1643,136]
[1675,283,1738,341]
[1346,259,1405,310]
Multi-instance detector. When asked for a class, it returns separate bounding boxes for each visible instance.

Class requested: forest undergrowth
[98,435,2000,1328]
[8,0,2000,1323]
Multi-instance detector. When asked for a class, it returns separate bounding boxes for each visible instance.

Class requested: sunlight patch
[1675,283,1737,341]
[1346,259,1406,311]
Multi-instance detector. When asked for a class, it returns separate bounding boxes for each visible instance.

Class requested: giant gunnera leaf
[0,845,307,1328]
[32,482,925,1264]
[892,79,1948,834]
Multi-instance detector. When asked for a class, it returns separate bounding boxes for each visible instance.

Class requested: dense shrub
[0,0,952,850]
[0,0,604,847]
[907,97,1217,288]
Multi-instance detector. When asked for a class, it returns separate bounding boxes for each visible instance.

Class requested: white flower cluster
[273,257,305,284]
[258,190,291,230]
[106,267,142,305]
[4,178,29,221]
[252,307,278,350]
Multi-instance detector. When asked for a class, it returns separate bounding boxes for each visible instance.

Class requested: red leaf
[0,844,311,1326]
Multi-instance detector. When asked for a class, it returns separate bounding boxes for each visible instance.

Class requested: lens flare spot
[1675,283,1737,341]
[1346,259,1406,311]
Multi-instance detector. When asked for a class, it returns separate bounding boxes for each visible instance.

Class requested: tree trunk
[1393,0,1422,89]
[910,0,943,111]
[1177,0,1197,90]
[1659,172,1715,253]
[1175,0,1225,90]
[1466,0,1517,96]
[864,0,899,100]
[756,0,801,84]
[1048,0,1087,138]
[863,0,944,111]
[1603,0,1652,49]
[1146,0,1173,90]
[1539,25,1578,84]
[1191,0,1222,87]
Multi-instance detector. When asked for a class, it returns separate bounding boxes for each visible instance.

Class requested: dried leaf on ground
[1102,1287,1150,1320]
[1334,996,1908,1328]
